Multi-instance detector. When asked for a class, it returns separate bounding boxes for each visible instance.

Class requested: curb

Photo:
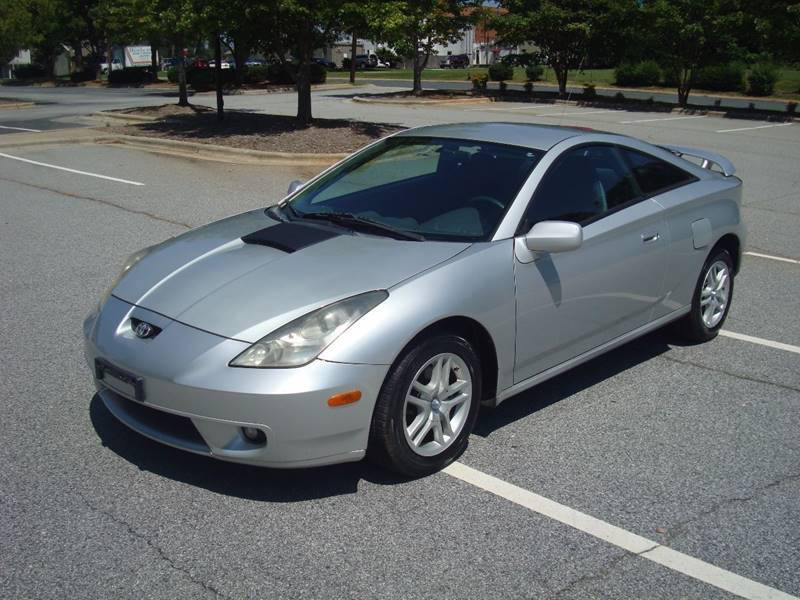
[0,101,35,110]
[352,95,491,106]
[98,133,348,166]
[94,111,158,123]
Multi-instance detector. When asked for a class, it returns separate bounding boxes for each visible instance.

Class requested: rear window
[619,148,696,196]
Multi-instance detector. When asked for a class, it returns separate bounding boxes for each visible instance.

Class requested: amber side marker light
[327,390,362,407]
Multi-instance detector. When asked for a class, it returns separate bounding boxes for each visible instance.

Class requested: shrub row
[13,64,47,79]
[617,60,778,95]
[108,66,157,84]
[166,63,326,89]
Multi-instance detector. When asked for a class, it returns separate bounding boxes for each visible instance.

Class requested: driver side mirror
[524,221,583,253]
[287,180,304,195]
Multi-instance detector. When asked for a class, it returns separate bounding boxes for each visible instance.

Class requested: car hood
[112,210,469,342]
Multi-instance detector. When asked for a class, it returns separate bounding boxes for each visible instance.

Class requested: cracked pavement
[1,87,799,598]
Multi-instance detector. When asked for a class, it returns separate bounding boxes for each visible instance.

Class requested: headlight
[99,244,157,308]
[229,290,388,368]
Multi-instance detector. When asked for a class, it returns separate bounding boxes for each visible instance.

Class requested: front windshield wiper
[298,211,425,241]
[266,203,297,222]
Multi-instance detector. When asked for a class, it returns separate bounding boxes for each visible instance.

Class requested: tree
[641,0,742,105]
[374,0,477,94]
[737,1,800,64]
[257,0,344,126]
[0,1,34,67]
[492,0,634,98]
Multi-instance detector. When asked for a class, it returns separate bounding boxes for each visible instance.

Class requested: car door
[513,144,669,383]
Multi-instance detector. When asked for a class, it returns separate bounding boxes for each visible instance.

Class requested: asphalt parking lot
[1,87,798,599]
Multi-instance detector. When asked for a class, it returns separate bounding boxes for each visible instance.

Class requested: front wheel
[675,248,734,342]
[368,334,481,477]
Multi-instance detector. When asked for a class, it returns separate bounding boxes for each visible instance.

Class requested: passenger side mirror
[287,180,304,195]
[524,221,583,253]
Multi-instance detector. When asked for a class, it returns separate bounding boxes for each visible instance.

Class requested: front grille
[101,389,210,453]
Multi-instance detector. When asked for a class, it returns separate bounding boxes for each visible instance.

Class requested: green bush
[501,53,536,67]
[70,67,96,83]
[488,62,513,82]
[470,72,488,91]
[265,62,325,85]
[13,64,47,79]
[615,61,660,87]
[693,63,744,91]
[747,63,778,96]
[166,67,179,83]
[108,67,156,84]
[244,64,268,83]
[186,67,238,89]
[525,64,543,81]
[309,62,326,84]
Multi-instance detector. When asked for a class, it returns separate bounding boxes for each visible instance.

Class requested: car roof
[395,122,593,151]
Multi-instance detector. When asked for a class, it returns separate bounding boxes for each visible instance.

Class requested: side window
[619,148,696,196]
[522,145,640,230]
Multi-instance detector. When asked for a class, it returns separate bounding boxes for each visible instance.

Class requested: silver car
[84,123,744,476]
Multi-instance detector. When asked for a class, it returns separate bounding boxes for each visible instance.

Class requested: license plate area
[95,358,145,402]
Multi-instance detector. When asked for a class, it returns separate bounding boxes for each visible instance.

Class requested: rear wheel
[675,248,734,342]
[368,334,481,477]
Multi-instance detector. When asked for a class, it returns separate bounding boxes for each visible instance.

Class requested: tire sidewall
[690,249,734,340]
[378,334,481,477]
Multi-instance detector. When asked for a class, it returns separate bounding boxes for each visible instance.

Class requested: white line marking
[537,110,617,117]
[744,251,800,265]
[719,330,800,355]
[716,122,792,133]
[0,152,144,186]
[620,115,707,124]
[444,462,799,600]
[0,125,42,132]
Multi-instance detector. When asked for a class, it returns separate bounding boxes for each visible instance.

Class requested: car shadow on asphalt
[473,328,675,438]
[89,395,410,501]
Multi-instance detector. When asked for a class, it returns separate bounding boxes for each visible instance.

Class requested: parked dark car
[440,54,469,69]
[313,57,337,69]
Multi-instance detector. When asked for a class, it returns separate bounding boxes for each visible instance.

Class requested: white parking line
[537,110,617,117]
[0,125,42,132]
[620,115,707,124]
[444,462,799,600]
[716,122,792,133]
[0,152,144,186]
[719,330,800,355]
[744,251,800,265]
[464,105,566,112]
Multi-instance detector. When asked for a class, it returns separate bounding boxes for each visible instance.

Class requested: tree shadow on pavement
[89,395,409,502]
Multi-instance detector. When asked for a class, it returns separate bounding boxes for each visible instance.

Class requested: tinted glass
[522,145,640,229]
[289,137,543,241]
[620,148,696,195]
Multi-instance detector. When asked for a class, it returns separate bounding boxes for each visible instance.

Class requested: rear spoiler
[660,144,736,177]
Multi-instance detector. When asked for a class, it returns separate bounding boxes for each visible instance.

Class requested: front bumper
[84,296,390,468]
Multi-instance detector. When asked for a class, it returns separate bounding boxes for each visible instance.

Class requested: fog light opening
[241,427,266,445]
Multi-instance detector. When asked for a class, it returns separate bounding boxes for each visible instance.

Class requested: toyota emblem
[134,321,154,339]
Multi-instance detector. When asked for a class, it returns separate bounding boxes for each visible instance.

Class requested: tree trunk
[554,65,568,97]
[678,69,691,106]
[234,38,247,86]
[214,34,224,121]
[177,55,189,106]
[296,24,313,126]
[105,42,113,82]
[411,31,422,94]
[150,39,159,76]
[349,32,357,84]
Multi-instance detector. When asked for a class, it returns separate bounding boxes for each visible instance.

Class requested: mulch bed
[107,104,404,153]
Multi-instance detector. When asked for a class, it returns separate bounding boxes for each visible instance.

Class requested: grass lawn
[329,66,799,99]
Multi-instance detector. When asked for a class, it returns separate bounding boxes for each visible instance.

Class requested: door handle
[642,232,660,244]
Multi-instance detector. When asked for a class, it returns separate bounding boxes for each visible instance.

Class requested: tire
[368,334,481,477]
[675,248,735,342]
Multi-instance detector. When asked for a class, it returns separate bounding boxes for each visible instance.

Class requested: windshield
[287,136,543,242]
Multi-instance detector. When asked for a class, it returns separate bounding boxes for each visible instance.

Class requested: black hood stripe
[241,222,340,253]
